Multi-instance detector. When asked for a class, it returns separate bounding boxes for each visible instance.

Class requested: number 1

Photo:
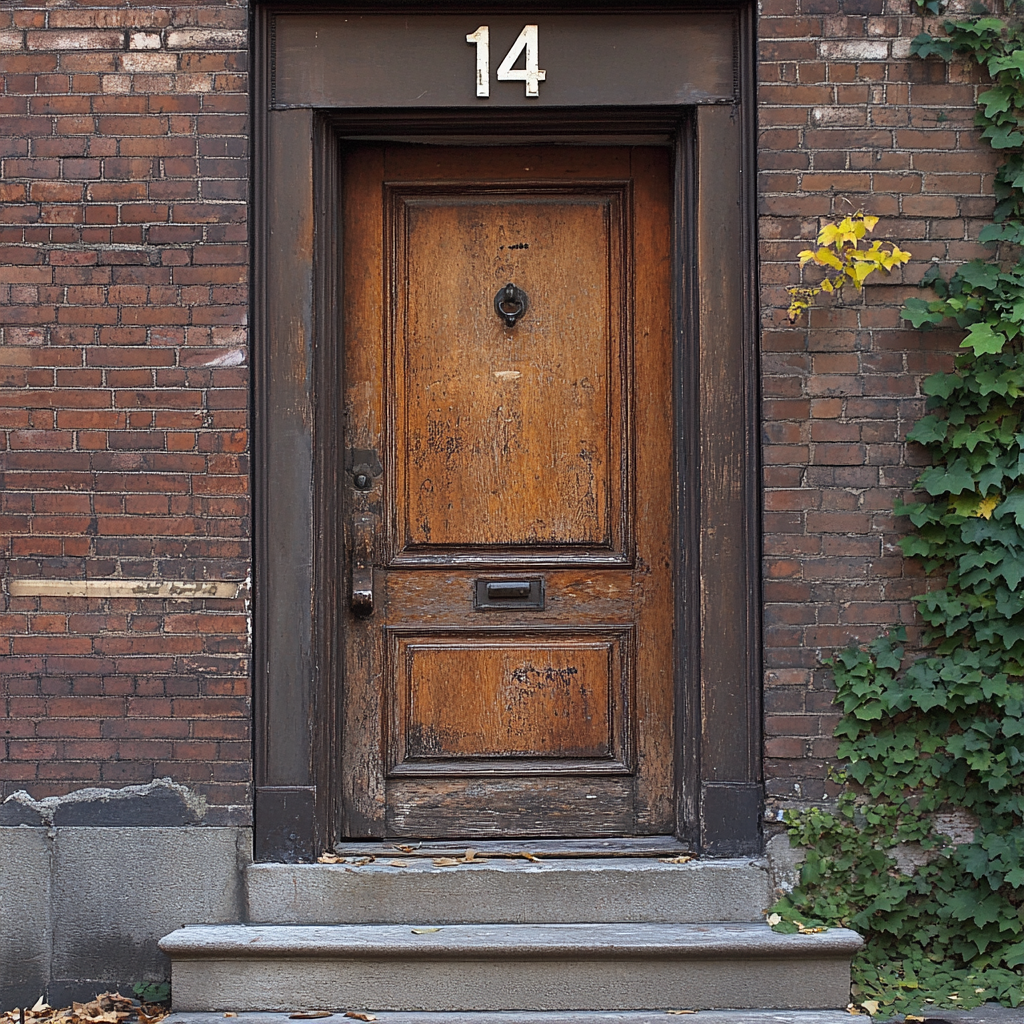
[466,26,489,98]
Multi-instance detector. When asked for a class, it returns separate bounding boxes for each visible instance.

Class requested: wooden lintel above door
[270,13,736,109]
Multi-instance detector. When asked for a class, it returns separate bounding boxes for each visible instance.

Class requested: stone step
[164,1012,861,1024]
[159,922,863,1013]
[246,857,770,925]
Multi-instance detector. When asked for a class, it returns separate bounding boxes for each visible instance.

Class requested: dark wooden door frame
[252,0,761,862]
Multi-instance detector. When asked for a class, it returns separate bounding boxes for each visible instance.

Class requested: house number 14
[466,25,546,99]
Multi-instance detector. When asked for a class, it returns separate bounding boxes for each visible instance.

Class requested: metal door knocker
[494,282,528,328]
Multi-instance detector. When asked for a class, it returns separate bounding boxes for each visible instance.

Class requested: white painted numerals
[466,25,546,99]
[466,26,489,98]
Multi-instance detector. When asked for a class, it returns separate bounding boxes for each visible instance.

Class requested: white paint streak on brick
[812,105,866,126]
[177,74,215,93]
[0,30,24,50]
[101,75,133,94]
[121,52,178,72]
[165,29,246,50]
[819,39,890,60]
[129,32,162,50]
[26,30,125,51]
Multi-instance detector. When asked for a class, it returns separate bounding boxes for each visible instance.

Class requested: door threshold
[331,836,693,859]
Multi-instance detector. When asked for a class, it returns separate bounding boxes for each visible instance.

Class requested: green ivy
[771,6,1024,1016]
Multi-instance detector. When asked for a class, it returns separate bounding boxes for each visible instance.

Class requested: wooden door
[340,144,674,839]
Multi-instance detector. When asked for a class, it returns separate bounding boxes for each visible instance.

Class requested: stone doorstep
[163,1013,859,1024]
[245,858,772,925]
[159,922,864,1013]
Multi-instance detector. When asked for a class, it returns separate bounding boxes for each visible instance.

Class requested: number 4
[466,25,546,99]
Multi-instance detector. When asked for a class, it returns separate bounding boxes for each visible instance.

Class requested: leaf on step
[462,848,485,862]
[289,1012,333,1019]
[518,851,542,862]
[411,927,441,933]
[433,857,461,866]
[344,1013,377,1020]
[223,1014,237,1018]
[352,856,376,866]
[30,1001,49,1014]
[845,1006,863,1016]
[389,859,409,867]
[317,852,346,864]
[795,922,827,934]
[905,1016,925,1022]
[659,856,693,864]
[666,1010,698,1014]
[395,844,417,854]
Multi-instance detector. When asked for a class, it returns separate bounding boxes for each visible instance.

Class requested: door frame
[252,0,761,862]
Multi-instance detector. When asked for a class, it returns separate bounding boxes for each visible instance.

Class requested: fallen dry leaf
[317,852,346,864]
[462,848,487,862]
[343,1014,376,1021]
[905,1016,925,1022]
[845,1006,863,1016]
[666,1011,698,1015]
[795,922,827,934]
[433,857,461,867]
[289,1013,333,1019]
[389,859,409,867]
[223,1015,237,1019]
[394,844,416,853]
[518,851,542,862]
[860,1000,880,1016]
[411,926,441,933]
[4,992,168,1024]
[353,856,376,866]
[659,856,693,864]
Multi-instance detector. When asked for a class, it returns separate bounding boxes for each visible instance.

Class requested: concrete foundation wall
[0,784,251,1009]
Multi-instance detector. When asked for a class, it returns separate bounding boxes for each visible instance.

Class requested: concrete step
[246,857,771,925]
[159,922,863,1013]
[164,1013,861,1024]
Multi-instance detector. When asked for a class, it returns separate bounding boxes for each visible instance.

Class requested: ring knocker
[494,282,528,328]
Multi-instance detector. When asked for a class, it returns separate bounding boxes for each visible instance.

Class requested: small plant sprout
[786,212,911,323]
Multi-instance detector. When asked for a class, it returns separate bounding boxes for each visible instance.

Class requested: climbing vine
[771,8,1024,1017]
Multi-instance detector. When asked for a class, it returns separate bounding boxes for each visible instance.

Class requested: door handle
[351,513,375,615]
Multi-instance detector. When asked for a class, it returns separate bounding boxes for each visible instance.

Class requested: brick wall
[0,0,1003,828]
[0,0,251,820]
[758,0,997,814]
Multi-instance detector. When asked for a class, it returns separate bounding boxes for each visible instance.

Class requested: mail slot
[473,578,545,610]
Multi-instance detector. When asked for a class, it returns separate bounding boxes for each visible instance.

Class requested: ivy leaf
[979,86,1015,117]
[903,297,948,328]
[907,416,950,445]
[923,373,960,400]
[911,32,954,59]
[961,322,1007,356]
[957,260,1002,290]
[995,490,1024,528]
[982,123,1024,149]
[920,460,978,496]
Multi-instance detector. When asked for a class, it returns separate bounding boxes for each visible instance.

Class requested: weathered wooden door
[340,144,674,839]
